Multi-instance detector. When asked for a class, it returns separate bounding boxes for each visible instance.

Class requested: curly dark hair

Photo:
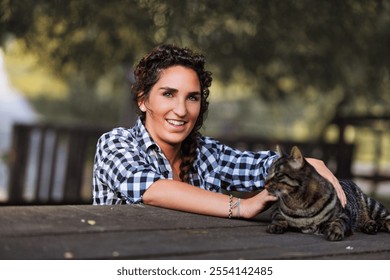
[132,44,212,183]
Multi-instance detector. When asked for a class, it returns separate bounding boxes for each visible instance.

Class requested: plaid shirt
[93,118,278,205]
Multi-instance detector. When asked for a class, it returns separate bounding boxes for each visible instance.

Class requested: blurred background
[0,0,389,206]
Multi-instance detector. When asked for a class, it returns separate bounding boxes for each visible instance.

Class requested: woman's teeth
[167,120,185,126]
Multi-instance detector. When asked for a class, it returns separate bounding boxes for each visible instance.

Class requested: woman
[93,44,346,219]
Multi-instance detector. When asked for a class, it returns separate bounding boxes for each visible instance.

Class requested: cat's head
[265,145,306,197]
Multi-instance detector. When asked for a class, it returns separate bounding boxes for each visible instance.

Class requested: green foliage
[1,0,153,82]
[1,0,390,127]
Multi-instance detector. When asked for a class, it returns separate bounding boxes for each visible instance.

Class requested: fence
[3,121,361,205]
[6,123,109,205]
[331,115,390,194]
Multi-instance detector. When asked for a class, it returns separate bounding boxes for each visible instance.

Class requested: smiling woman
[92,44,345,219]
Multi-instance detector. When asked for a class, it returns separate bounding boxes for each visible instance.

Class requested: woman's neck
[157,139,181,168]
[161,143,181,165]
[158,142,182,179]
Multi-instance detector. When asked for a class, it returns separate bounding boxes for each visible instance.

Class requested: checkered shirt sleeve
[93,127,165,205]
[194,137,279,192]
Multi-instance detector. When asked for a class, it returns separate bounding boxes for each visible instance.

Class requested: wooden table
[0,204,389,259]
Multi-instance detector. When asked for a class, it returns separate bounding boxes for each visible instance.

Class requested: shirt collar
[134,117,159,152]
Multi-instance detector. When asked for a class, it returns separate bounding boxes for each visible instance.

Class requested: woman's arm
[142,179,278,219]
[306,158,347,207]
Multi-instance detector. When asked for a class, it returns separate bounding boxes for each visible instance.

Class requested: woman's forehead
[155,66,200,89]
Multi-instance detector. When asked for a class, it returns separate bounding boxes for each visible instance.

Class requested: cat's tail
[340,179,390,232]
[366,195,390,232]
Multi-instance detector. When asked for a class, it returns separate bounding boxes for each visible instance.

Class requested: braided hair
[132,44,212,182]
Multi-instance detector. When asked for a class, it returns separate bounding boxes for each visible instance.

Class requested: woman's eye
[163,92,173,97]
[188,94,200,101]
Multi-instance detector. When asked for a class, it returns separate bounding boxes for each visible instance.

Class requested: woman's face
[139,65,201,149]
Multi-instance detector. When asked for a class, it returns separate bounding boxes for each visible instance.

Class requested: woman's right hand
[240,189,278,219]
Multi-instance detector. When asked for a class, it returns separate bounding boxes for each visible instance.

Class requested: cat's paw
[325,225,345,241]
[378,219,390,232]
[267,223,287,234]
[383,220,390,232]
[362,220,378,234]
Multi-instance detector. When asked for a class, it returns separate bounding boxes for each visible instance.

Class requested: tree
[1,0,389,130]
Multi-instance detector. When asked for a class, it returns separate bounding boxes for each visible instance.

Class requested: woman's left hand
[306,158,347,207]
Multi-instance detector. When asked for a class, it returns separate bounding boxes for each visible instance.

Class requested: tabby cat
[265,146,390,241]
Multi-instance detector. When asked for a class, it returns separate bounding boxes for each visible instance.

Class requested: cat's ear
[290,146,304,169]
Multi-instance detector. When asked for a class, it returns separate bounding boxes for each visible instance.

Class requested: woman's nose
[173,99,188,117]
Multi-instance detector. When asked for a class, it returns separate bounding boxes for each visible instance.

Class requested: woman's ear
[139,103,146,112]
[138,94,146,112]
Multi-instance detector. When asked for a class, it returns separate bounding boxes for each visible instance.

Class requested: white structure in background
[0,48,37,200]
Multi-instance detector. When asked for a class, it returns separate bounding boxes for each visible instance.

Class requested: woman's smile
[166,119,186,127]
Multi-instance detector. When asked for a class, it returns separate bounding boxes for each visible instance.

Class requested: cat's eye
[275,173,284,179]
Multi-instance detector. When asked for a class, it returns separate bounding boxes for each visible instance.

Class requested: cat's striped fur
[265,146,390,241]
